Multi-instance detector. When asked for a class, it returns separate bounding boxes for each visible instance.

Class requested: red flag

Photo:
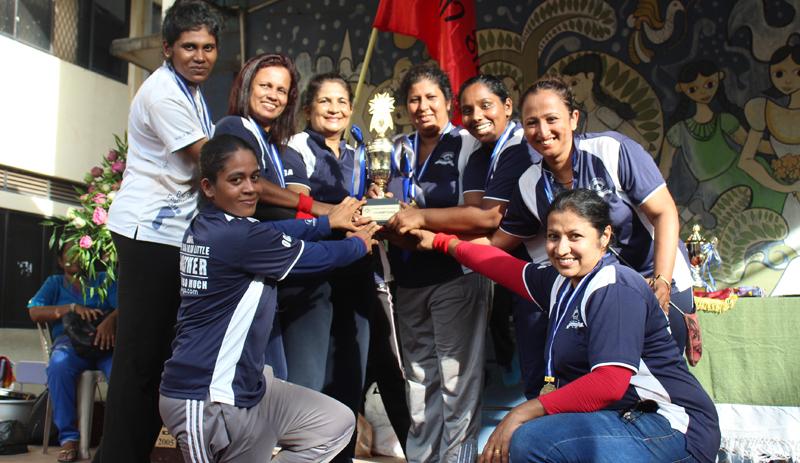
[373,0,479,119]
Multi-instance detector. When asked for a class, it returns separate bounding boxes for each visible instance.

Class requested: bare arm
[29,304,104,323]
[257,179,335,216]
[489,228,524,252]
[639,186,680,311]
[658,137,677,180]
[385,196,508,234]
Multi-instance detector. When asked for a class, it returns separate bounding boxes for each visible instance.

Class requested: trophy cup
[685,224,707,289]
[361,92,401,224]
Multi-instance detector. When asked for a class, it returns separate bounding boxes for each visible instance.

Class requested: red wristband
[297,193,313,214]
[432,233,457,254]
[296,211,314,219]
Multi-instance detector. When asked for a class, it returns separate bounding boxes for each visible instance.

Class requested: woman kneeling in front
[413,188,720,463]
[159,134,378,462]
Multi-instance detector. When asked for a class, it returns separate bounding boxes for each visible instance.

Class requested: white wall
[0,35,129,185]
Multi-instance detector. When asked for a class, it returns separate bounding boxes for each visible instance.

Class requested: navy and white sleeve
[584,280,646,373]
[289,237,367,276]
[239,222,306,281]
[282,145,311,189]
[522,263,559,310]
[461,146,490,196]
[484,145,534,202]
[267,216,331,242]
[498,183,542,238]
[617,138,666,205]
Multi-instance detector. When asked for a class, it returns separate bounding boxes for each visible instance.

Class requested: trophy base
[362,197,400,225]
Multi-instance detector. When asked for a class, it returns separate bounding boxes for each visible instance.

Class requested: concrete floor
[0,447,404,462]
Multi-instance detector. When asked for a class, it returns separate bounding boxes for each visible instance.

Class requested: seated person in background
[412,188,720,463]
[158,134,380,462]
[27,242,117,463]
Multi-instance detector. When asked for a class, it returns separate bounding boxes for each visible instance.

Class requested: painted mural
[248,0,800,295]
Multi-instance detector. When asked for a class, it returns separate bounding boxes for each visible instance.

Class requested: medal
[539,376,556,396]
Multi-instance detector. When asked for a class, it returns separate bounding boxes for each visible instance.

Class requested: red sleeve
[452,240,532,302]
[538,365,633,414]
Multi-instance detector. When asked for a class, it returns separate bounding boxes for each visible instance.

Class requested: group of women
[110,3,720,458]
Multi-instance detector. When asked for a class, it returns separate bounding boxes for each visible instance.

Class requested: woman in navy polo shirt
[159,134,377,463]
[385,74,542,397]
[215,53,335,220]
[413,188,720,463]
[281,72,384,462]
[496,76,695,356]
[381,62,489,462]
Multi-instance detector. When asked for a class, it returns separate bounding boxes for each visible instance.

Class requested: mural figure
[741,44,800,198]
[660,60,784,221]
[561,53,649,148]
[660,60,791,288]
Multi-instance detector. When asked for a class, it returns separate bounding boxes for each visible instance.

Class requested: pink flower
[79,194,89,202]
[106,150,118,162]
[112,181,121,191]
[92,206,108,225]
[88,185,95,193]
[111,161,126,173]
[91,166,103,177]
[93,193,107,204]
[79,235,93,249]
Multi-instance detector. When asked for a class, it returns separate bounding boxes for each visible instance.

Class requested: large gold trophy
[361,92,400,224]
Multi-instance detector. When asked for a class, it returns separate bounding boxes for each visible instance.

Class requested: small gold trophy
[361,92,400,224]
[686,224,706,289]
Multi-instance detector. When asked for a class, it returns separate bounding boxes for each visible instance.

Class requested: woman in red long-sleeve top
[412,188,720,463]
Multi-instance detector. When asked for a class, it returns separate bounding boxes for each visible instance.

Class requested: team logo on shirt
[284,168,294,177]
[281,234,292,248]
[565,309,585,330]
[434,152,455,167]
[589,177,612,198]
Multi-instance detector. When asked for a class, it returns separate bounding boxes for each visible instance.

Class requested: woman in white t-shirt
[101,1,222,461]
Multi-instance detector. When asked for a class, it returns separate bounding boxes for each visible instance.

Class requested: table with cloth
[690,296,800,461]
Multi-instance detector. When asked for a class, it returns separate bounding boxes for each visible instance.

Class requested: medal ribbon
[484,122,517,188]
[350,143,367,199]
[167,63,213,137]
[247,117,285,187]
[406,122,453,202]
[541,145,578,204]
[544,262,602,385]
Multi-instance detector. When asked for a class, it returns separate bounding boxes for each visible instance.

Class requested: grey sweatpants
[396,272,490,463]
[159,368,354,463]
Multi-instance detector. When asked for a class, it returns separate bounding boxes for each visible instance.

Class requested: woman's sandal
[57,441,79,462]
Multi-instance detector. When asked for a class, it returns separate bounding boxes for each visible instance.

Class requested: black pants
[325,256,375,463]
[93,233,181,463]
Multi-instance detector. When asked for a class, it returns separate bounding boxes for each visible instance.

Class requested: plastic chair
[35,322,105,459]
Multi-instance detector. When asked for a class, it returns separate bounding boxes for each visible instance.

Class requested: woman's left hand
[650,278,672,314]
[385,207,425,234]
[94,313,117,350]
[479,409,527,463]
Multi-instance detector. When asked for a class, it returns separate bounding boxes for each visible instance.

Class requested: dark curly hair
[162,0,223,47]
[398,62,453,107]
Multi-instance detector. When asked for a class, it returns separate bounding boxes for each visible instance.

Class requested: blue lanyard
[248,117,285,188]
[167,63,212,137]
[544,263,601,382]
[349,125,366,199]
[485,122,516,188]
[350,143,367,199]
[407,122,453,202]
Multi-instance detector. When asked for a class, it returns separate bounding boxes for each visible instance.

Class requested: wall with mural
[246,0,800,295]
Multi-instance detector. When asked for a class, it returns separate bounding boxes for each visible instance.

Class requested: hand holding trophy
[362,92,401,224]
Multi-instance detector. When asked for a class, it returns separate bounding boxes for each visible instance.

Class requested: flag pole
[352,27,379,118]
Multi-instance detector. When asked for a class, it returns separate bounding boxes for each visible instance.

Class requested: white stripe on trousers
[185,399,210,463]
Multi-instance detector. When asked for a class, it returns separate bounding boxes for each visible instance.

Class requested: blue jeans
[509,409,696,463]
[48,336,113,445]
